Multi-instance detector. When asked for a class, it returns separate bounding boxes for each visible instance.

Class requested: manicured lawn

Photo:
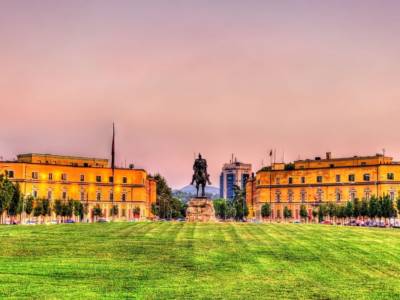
[0,222,399,299]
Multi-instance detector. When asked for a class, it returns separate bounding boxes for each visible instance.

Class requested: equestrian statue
[190,153,212,197]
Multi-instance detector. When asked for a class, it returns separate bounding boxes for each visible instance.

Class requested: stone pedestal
[186,197,216,222]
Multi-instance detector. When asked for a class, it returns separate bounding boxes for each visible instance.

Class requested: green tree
[8,183,22,223]
[397,198,400,212]
[214,198,228,219]
[25,195,34,221]
[0,175,14,223]
[232,185,248,221]
[73,201,84,221]
[151,203,159,217]
[152,174,174,219]
[368,196,378,221]
[62,200,74,220]
[133,206,141,218]
[226,199,236,219]
[300,205,308,222]
[360,198,369,221]
[33,199,43,221]
[41,198,51,222]
[54,199,63,221]
[345,201,354,222]
[381,195,395,224]
[261,203,271,220]
[318,205,324,223]
[283,206,292,221]
[352,198,361,219]
[336,205,346,224]
[312,208,318,223]
[169,198,185,219]
[377,196,384,221]
[93,206,103,221]
[327,202,337,222]
[110,205,119,218]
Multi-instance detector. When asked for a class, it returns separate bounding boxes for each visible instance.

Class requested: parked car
[320,220,333,225]
[97,218,109,223]
[25,220,37,225]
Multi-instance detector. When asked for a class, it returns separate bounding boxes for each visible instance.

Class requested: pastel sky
[1,0,400,188]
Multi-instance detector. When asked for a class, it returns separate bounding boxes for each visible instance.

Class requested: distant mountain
[172,185,220,202]
[179,185,220,195]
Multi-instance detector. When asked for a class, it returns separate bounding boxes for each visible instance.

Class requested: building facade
[246,152,400,220]
[220,157,252,199]
[0,153,157,221]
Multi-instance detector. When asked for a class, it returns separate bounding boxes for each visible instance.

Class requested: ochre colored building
[0,153,156,221]
[246,153,400,220]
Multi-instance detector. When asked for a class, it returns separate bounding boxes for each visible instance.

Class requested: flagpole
[269,149,273,223]
[111,123,115,222]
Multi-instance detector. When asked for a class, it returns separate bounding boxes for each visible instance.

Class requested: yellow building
[246,152,400,220]
[0,153,157,221]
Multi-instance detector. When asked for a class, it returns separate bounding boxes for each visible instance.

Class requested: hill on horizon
[178,185,220,195]
[172,185,220,202]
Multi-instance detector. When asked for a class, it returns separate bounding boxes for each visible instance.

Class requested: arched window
[390,189,396,201]
[288,190,294,203]
[349,188,356,201]
[62,189,67,200]
[121,192,127,202]
[300,190,307,203]
[364,188,371,200]
[80,189,85,201]
[335,189,342,202]
[96,191,101,202]
[275,190,281,203]
[316,188,323,202]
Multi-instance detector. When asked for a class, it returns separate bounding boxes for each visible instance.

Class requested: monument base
[186,197,216,222]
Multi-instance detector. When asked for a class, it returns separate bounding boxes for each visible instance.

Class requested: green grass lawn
[0,223,400,299]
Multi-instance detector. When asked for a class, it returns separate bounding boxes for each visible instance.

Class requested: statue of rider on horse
[190,153,212,197]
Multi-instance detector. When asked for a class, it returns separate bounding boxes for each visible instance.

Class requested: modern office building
[220,157,252,199]
[246,152,400,220]
[0,153,157,221]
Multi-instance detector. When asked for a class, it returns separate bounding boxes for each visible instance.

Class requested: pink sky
[1,1,400,188]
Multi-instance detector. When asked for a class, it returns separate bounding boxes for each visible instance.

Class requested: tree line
[213,185,248,221]
[151,174,186,219]
[0,174,143,224]
[260,195,400,224]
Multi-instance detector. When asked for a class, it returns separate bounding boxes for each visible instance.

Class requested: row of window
[32,190,128,202]
[278,173,395,185]
[274,189,397,203]
[27,172,130,183]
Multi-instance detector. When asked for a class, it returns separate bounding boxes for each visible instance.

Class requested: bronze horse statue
[190,153,211,197]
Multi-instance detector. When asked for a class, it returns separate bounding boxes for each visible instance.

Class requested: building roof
[17,153,108,162]
[294,154,389,163]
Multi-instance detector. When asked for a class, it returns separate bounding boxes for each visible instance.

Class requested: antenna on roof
[383,148,386,156]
